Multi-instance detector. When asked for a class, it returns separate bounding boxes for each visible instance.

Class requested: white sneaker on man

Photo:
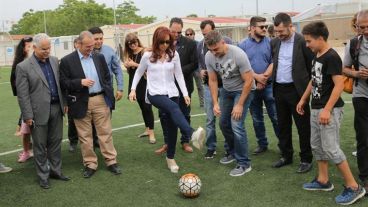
[0,163,12,173]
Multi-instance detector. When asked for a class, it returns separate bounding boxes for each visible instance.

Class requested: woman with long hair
[10,36,33,163]
[129,27,204,173]
[124,33,156,144]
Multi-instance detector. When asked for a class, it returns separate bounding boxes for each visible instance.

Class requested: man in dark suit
[60,31,121,178]
[271,13,314,173]
[155,17,198,154]
[16,33,69,189]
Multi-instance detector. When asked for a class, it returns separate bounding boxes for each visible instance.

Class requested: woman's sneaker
[303,179,334,191]
[335,185,366,205]
[191,127,205,150]
[18,151,31,163]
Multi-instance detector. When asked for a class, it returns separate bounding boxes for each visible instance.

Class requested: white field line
[0,82,10,85]
[0,113,206,156]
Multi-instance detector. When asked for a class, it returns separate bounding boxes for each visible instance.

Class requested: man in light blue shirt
[88,27,124,101]
[238,16,279,155]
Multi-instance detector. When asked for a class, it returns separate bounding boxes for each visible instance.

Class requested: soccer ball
[178,173,201,198]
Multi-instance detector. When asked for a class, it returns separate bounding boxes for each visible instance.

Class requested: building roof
[11,35,31,41]
[183,17,249,24]
[117,24,146,30]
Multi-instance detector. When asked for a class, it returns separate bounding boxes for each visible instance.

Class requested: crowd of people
[1,10,368,205]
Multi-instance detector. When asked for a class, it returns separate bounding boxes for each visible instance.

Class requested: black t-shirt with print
[311,48,344,109]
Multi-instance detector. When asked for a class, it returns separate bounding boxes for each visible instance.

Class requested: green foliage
[9,0,155,36]
[186,14,198,18]
[115,0,156,24]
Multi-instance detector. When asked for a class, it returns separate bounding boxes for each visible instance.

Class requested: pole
[113,0,120,59]
[256,0,259,15]
[43,10,47,34]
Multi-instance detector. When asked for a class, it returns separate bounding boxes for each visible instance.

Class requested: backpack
[349,35,364,86]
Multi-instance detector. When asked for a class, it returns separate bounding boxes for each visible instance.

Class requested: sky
[0,0,356,21]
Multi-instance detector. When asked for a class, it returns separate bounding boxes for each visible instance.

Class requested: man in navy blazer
[270,13,314,173]
[60,31,121,178]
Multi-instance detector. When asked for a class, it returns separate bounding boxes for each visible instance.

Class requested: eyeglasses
[159,40,171,45]
[185,33,193,36]
[127,40,137,46]
[256,25,269,30]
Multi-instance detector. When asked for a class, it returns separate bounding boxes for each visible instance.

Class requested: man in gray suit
[16,33,70,189]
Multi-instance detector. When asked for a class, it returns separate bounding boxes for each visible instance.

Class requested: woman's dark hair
[123,33,143,61]
[12,36,33,70]
[150,26,175,63]
[10,36,33,96]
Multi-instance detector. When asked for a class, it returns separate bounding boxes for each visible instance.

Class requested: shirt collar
[250,35,265,43]
[33,53,49,63]
[77,50,92,60]
[282,32,295,43]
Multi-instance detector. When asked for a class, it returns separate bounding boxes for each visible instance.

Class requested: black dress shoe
[83,167,96,178]
[39,179,50,189]
[272,158,292,168]
[49,173,71,181]
[107,164,122,175]
[253,146,268,155]
[296,162,312,173]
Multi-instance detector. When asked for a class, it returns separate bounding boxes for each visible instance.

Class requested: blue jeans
[203,85,228,151]
[220,89,254,167]
[249,83,280,148]
[147,94,193,159]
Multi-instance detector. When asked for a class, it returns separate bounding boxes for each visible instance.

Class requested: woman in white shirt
[129,27,204,173]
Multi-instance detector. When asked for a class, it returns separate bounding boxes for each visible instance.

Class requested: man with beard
[270,13,314,173]
[238,16,280,156]
[206,30,255,176]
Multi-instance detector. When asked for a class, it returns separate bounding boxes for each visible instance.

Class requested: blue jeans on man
[250,83,280,149]
[220,89,254,167]
[203,85,228,152]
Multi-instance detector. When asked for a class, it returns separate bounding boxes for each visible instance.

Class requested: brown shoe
[182,143,193,153]
[155,144,167,155]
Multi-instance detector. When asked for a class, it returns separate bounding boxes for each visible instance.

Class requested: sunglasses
[256,25,269,30]
[127,40,138,46]
[185,33,193,36]
[23,36,33,42]
[159,40,171,45]
[171,31,182,35]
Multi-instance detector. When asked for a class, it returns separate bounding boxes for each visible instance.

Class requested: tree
[186,14,198,18]
[115,0,156,24]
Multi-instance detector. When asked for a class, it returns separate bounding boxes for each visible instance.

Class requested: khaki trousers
[74,95,117,169]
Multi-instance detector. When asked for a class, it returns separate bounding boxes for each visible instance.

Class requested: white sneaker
[0,163,12,173]
[352,151,357,157]
[191,127,205,150]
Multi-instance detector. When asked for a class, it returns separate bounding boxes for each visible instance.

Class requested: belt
[89,91,104,97]
[274,82,294,87]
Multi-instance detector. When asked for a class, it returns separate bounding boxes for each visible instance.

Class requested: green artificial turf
[0,66,366,207]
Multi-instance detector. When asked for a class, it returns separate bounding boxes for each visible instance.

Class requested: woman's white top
[131,51,188,98]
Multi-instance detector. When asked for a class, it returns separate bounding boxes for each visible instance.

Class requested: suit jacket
[59,51,115,119]
[16,55,64,125]
[271,32,314,96]
[176,35,198,94]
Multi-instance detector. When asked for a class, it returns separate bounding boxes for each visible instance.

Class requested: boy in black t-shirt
[297,21,365,205]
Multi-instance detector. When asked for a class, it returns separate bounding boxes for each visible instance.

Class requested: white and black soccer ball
[178,173,201,198]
